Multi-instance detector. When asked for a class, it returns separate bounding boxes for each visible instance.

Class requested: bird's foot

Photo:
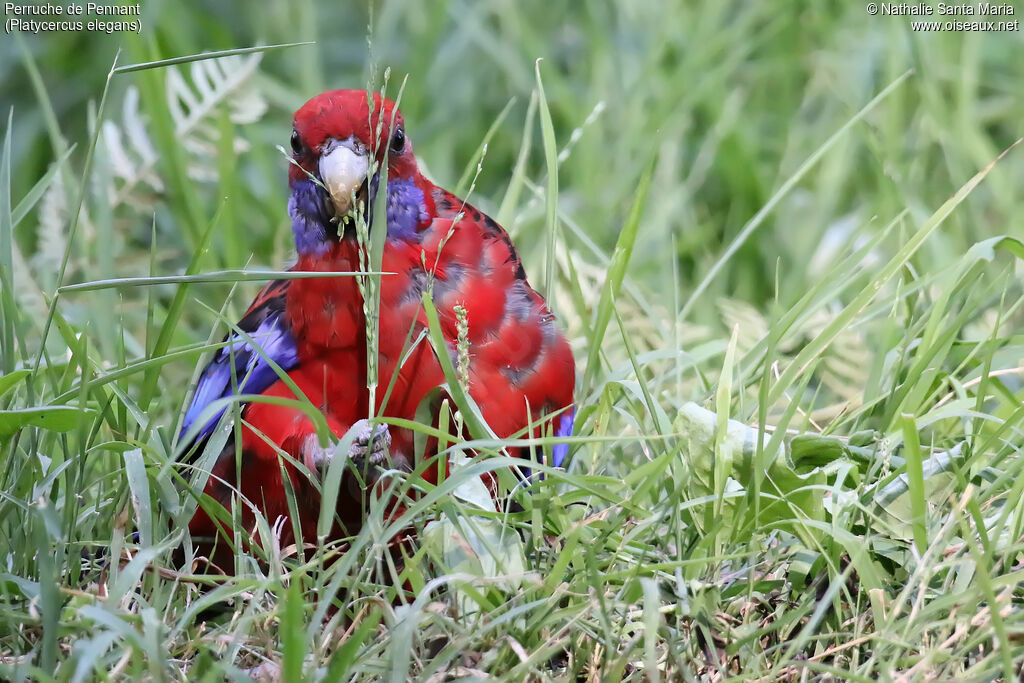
[347,419,392,473]
[301,420,391,479]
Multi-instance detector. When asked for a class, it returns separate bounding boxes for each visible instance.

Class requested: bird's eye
[290,130,303,155]
[390,126,406,154]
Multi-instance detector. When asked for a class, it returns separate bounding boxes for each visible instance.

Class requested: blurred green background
[6,1,1021,305]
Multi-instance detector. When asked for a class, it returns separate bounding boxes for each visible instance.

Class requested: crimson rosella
[179,90,575,568]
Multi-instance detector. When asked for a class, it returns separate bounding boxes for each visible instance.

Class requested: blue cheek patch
[385,178,428,242]
[289,176,427,251]
[289,179,331,255]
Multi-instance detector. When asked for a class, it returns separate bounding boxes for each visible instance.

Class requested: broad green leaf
[0,405,94,438]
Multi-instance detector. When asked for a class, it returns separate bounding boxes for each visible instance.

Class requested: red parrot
[178,90,575,569]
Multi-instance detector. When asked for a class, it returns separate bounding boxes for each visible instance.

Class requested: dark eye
[390,126,406,154]
[290,130,303,155]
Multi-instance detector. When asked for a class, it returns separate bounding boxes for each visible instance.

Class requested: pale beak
[319,140,368,218]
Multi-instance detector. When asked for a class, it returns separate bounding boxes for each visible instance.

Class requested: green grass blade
[496,91,537,227]
[57,269,371,293]
[11,145,75,228]
[454,96,516,197]
[113,43,315,74]
[0,109,14,375]
[325,609,383,679]
[535,60,560,297]
[281,572,308,682]
[899,414,928,555]
[581,161,653,395]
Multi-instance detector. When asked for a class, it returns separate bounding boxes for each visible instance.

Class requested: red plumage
[180,91,575,570]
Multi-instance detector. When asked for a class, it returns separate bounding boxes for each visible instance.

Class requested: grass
[3,0,1024,679]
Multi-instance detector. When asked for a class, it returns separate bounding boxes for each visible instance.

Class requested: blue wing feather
[550,407,575,468]
[179,280,298,444]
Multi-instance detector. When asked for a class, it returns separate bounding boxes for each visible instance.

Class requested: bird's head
[287,90,422,254]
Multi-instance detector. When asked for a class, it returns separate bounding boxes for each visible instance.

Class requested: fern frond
[103,53,267,209]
